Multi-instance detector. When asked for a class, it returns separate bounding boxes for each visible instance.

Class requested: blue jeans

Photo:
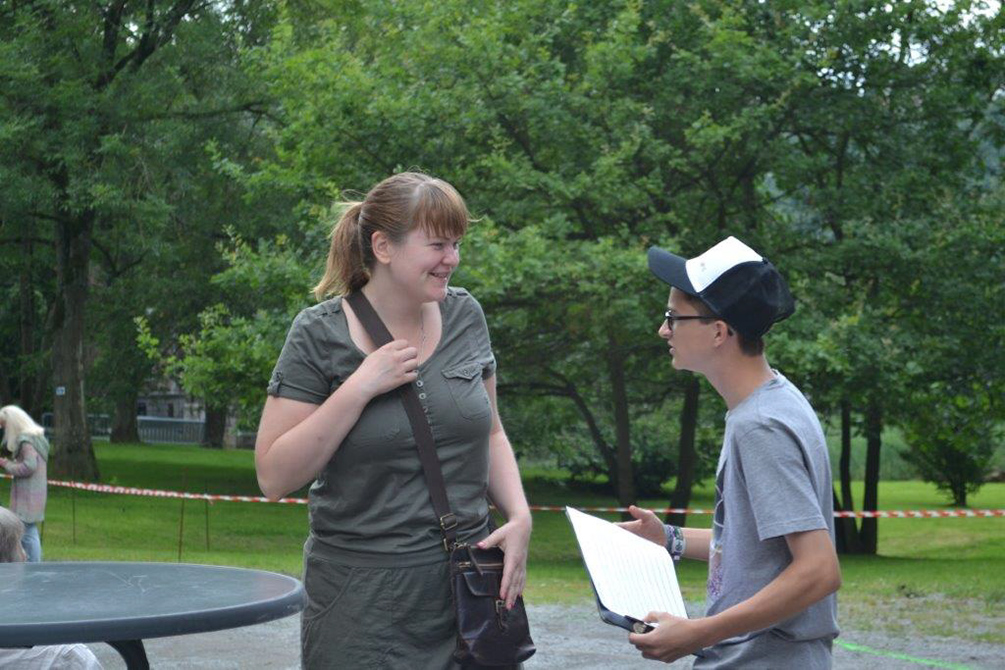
[21,522,42,562]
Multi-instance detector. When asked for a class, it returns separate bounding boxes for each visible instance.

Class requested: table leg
[106,639,150,670]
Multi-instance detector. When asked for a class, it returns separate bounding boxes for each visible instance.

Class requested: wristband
[664,523,686,561]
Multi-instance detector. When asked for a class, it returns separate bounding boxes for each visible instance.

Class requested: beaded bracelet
[664,523,686,562]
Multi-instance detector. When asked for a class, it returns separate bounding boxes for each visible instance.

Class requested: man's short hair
[678,291,766,356]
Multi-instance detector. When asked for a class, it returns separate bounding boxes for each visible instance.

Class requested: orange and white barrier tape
[48,478,309,505]
[832,509,1004,518]
[518,505,1004,518]
[2,475,1002,517]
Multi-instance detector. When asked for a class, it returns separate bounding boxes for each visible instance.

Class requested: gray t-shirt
[697,372,839,669]
[267,287,496,566]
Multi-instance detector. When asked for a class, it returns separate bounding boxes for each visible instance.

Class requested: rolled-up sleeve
[267,310,332,405]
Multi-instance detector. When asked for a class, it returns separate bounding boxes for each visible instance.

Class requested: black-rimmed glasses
[663,309,714,329]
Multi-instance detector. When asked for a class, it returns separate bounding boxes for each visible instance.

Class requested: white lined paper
[566,506,688,621]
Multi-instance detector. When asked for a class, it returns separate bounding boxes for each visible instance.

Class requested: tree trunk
[29,303,56,420]
[203,404,227,449]
[110,393,139,443]
[858,398,882,554]
[563,381,617,488]
[666,374,700,527]
[952,483,967,508]
[30,350,51,421]
[833,489,846,553]
[0,373,11,408]
[835,398,863,553]
[50,213,99,480]
[19,230,38,416]
[839,399,855,508]
[832,488,863,554]
[607,346,635,518]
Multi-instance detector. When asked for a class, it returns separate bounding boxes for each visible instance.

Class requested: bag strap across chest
[345,291,458,551]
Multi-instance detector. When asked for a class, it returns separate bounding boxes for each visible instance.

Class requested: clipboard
[565,506,688,634]
[586,571,661,634]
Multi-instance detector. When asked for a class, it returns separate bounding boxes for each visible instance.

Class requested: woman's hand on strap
[477,515,531,610]
[350,339,419,399]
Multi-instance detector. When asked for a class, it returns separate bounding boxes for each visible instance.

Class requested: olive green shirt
[267,288,496,566]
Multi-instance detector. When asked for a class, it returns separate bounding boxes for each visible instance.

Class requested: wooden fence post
[177,470,187,562]
[204,482,210,551]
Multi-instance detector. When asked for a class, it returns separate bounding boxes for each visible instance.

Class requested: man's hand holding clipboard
[627,610,711,663]
[614,505,708,661]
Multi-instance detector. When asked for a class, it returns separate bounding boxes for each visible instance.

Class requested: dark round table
[0,561,305,669]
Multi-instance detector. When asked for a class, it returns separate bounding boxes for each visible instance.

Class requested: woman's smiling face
[386,226,462,303]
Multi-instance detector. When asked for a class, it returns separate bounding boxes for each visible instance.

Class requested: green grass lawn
[9,442,1003,644]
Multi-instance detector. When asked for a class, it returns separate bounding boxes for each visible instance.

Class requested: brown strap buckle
[439,515,458,553]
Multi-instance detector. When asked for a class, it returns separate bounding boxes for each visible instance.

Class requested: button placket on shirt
[416,374,429,413]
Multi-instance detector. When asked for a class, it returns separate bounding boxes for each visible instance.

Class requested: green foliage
[184,0,1005,504]
[137,230,318,428]
[0,1,289,454]
[900,384,1001,506]
[551,396,722,497]
[243,0,826,498]
[890,193,1005,504]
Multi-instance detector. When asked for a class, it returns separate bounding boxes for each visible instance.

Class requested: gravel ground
[84,602,1005,669]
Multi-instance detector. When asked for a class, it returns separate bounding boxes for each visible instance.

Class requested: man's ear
[371,231,392,265]
[711,320,732,348]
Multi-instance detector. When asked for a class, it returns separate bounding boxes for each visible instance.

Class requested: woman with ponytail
[255,172,532,669]
[0,405,50,562]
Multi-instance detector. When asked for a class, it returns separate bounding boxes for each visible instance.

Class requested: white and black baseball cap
[647,236,795,340]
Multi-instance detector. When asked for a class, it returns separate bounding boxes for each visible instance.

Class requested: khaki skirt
[302,547,525,670]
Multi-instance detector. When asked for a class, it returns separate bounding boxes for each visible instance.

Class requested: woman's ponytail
[312,202,369,300]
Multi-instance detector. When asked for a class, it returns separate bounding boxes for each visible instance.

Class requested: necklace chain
[418,308,427,360]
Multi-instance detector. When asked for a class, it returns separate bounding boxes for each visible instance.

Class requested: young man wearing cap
[620,237,840,667]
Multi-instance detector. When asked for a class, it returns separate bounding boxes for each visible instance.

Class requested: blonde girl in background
[0,405,50,562]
